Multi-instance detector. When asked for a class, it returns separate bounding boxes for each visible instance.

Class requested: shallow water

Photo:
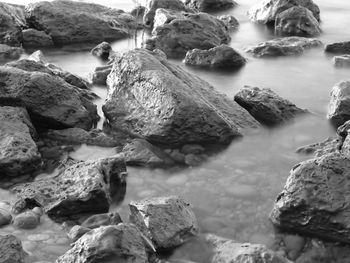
[1,0,350,261]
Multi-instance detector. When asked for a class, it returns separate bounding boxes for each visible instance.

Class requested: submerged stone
[325,41,350,54]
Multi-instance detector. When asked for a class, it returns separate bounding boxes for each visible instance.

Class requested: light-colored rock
[22,29,54,47]
[184,0,237,12]
[68,225,91,241]
[0,235,26,263]
[91,42,112,60]
[327,80,350,127]
[333,54,350,67]
[0,44,23,60]
[13,211,40,229]
[0,3,26,46]
[325,41,350,54]
[296,137,341,157]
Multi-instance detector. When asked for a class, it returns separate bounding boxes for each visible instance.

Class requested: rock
[270,152,350,244]
[122,139,175,167]
[129,196,198,249]
[32,207,43,216]
[146,11,230,58]
[325,41,350,54]
[0,106,41,177]
[185,45,246,68]
[104,49,259,147]
[13,211,40,229]
[0,235,26,263]
[68,225,91,241]
[12,157,127,222]
[234,86,307,126]
[0,202,12,227]
[88,64,112,85]
[333,54,350,67]
[0,44,23,60]
[27,50,48,64]
[246,36,322,57]
[217,15,239,30]
[275,6,321,37]
[184,0,237,12]
[327,80,350,127]
[81,212,122,229]
[248,0,320,24]
[91,42,112,60]
[56,224,148,263]
[25,0,136,46]
[22,29,54,47]
[338,120,350,157]
[0,66,98,130]
[0,3,26,46]
[296,137,341,157]
[181,145,205,155]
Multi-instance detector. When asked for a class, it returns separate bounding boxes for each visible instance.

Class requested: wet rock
[56,224,148,263]
[104,49,259,147]
[217,15,239,30]
[0,235,26,263]
[0,44,23,60]
[88,64,112,85]
[270,152,350,244]
[325,41,350,54]
[234,86,307,126]
[12,157,127,222]
[327,80,350,127]
[185,45,246,68]
[25,0,136,46]
[0,3,26,46]
[0,202,12,227]
[13,211,40,229]
[81,212,122,229]
[184,0,237,12]
[248,0,320,24]
[333,54,350,67]
[246,36,322,57]
[91,42,112,60]
[68,225,91,241]
[22,29,54,47]
[146,11,230,58]
[296,137,341,157]
[129,196,198,249]
[0,106,41,177]
[275,6,321,37]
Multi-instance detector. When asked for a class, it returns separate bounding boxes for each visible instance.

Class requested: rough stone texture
[325,41,350,54]
[234,86,307,126]
[25,0,136,46]
[0,3,26,46]
[0,202,12,227]
[12,158,127,222]
[275,6,321,37]
[91,42,112,60]
[129,196,198,249]
[248,0,320,24]
[146,11,230,58]
[68,225,91,242]
[89,64,112,86]
[103,49,259,147]
[21,28,54,47]
[185,45,246,68]
[338,120,350,157]
[0,44,23,60]
[327,80,350,127]
[0,235,26,263]
[270,152,350,244]
[333,55,350,67]
[184,0,237,12]
[0,66,98,130]
[246,36,322,57]
[81,212,122,229]
[296,137,341,157]
[0,106,41,177]
[56,224,148,263]
[217,15,239,30]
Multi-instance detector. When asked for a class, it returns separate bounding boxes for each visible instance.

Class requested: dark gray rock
[91,42,112,60]
[13,211,40,229]
[333,55,350,67]
[21,29,54,47]
[88,64,112,86]
[0,44,23,60]
[325,41,350,54]
[184,0,237,12]
[0,3,26,46]
[81,212,122,229]
[131,5,146,19]
[327,80,350,127]
[0,235,26,263]
[217,15,239,30]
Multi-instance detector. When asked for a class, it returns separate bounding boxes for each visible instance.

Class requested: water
[1,0,350,261]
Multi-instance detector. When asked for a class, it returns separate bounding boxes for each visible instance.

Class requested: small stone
[283,235,306,253]
[32,207,43,216]
[81,212,122,229]
[68,225,91,241]
[13,211,40,229]
[91,42,112,60]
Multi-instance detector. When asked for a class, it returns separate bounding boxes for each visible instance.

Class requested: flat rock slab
[333,55,350,67]
[327,80,350,127]
[325,41,350,54]
[184,0,237,12]
[270,152,350,244]
[0,235,26,263]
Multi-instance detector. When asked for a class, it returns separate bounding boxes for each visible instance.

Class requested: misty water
[1,0,350,262]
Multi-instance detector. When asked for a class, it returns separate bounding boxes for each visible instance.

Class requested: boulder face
[325,41,350,54]
[0,106,41,177]
[129,196,199,249]
[0,3,26,46]
[103,49,259,147]
[25,0,136,46]
[56,224,148,263]
[270,153,350,244]
[275,6,321,37]
[234,86,307,126]
[184,0,237,12]
[327,80,350,128]
[0,235,26,263]
[12,157,127,222]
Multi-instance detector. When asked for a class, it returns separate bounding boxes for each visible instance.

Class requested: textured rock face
[146,11,230,58]
[270,153,350,244]
[129,196,198,249]
[89,64,112,86]
[104,49,259,147]
[246,37,322,57]
[25,0,136,45]
[91,42,112,60]
[248,0,320,24]
[0,106,41,177]
[12,158,127,222]
[21,28,54,47]
[327,80,350,127]
[184,0,237,11]
[0,44,23,60]
[0,66,98,130]
[234,86,307,126]
[325,41,350,54]
[57,224,148,263]
[0,3,26,46]
[296,137,341,157]
[275,6,321,37]
[0,235,26,263]
[184,45,246,68]
[218,15,239,30]
[333,55,350,67]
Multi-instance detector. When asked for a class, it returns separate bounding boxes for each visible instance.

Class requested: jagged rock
[184,0,237,12]
[12,157,127,222]
[275,6,321,37]
[184,45,246,68]
[56,224,148,263]
[81,212,122,229]
[0,3,26,46]
[68,225,91,241]
[325,41,350,54]
[333,55,350,67]
[246,37,322,57]
[327,80,350,127]
[88,64,112,86]
[248,0,320,24]
[146,11,230,58]
[296,137,341,157]
[21,28,54,47]
[91,42,112,60]
[217,15,239,29]
[234,86,307,126]
[103,49,259,147]
[0,44,23,60]
[0,235,26,263]
[25,0,136,46]
[129,196,198,249]
[0,106,41,177]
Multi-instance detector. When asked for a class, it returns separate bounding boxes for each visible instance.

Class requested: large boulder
[275,6,321,37]
[0,3,26,46]
[12,157,127,222]
[0,106,41,177]
[103,49,259,147]
[129,196,198,249]
[21,28,54,47]
[24,0,136,46]
[327,80,350,127]
[246,36,322,57]
[0,235,26,263]
[0,44,23,60]
[145,11,230,58]
[56,224,148,263]
[270,152,350,244]
[325,41,350,54]
[234,86,307,126]
[184,0,237,12]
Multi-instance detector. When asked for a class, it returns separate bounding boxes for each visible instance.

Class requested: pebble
[166,174,188,186]
[28,234,51,242]
[13,211,40,229]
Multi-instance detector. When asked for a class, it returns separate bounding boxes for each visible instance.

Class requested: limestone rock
[0,235,26,263]
[327,80,350,127]
[184,0,237,12]
[22,28,54,47]
[325,41,350,54]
